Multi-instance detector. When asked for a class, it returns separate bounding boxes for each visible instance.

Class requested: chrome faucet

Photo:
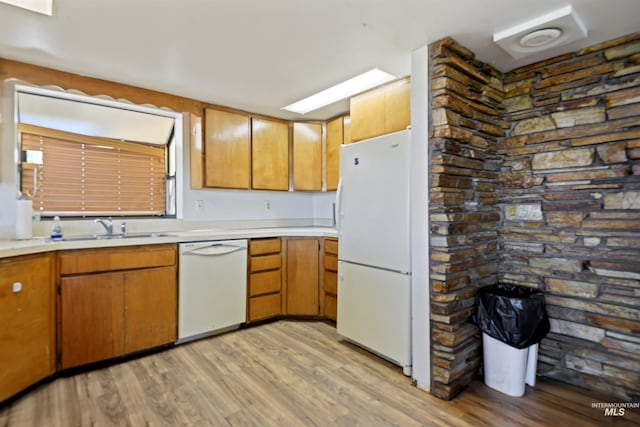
[94,218,113,235]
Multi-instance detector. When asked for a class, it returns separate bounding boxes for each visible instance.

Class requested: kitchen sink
[61,232,169,241]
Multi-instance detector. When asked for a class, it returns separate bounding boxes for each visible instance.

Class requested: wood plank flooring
[1,320,637,426]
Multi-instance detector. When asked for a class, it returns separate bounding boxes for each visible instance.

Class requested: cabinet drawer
[324,294,337,321]
[249,238,281,256]
[249,270,281,296]
[325,239,338,255]
[248,293,281,322]
[250,254,281,272]
[324,270,337,295]
[60,244,176,275]
[323,254,337,272]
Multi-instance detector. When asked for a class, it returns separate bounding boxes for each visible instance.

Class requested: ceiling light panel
[282,69,396,115]
[0,0,52,15]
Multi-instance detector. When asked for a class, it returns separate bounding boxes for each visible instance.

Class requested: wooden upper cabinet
[384,78,411,134]
[350,77,411,143]
[350,88,385,143]
[204,108,251,189]
[252,118,289,191]
[293,122,322,191]
[325,116,343,191]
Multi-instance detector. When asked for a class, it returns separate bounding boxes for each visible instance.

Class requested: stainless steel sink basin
[61,232,169,241]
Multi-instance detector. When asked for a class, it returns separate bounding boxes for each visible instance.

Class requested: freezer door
[337,261,411,369]
[338,130,410,273]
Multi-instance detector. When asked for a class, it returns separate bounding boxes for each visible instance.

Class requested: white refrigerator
[336,129,412,376]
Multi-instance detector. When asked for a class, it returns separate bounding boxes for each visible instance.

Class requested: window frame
[5,82,184,219]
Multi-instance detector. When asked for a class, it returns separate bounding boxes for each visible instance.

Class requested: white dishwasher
[178,239,248,344]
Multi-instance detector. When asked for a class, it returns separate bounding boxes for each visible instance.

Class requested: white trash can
[482,332,539,397]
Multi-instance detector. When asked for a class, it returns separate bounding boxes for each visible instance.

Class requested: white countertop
[0,226,338,258]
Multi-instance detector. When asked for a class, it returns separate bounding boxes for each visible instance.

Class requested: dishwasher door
[178,239,248,343]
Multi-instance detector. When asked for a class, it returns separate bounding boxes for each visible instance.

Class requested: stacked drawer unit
[247,238,282,322]
[323,238,339,321]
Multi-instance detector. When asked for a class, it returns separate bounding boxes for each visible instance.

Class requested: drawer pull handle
[12,282,23,293]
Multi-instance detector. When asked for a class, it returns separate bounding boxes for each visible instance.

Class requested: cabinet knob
[12,282,23,293]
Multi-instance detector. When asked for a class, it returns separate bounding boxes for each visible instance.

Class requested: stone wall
[429,33,640,401]
[429,38,504,400]
[500,33,640,400]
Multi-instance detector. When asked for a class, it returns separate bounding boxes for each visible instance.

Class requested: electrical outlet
[265,200,272,210]
[195,200,204,212]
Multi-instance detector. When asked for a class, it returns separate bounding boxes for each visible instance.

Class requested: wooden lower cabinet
[247,238,282,322]
[124,267,177,354]
[247,237,337,322]
[60,272,124,369]
[0,253,55,402]
[284,238,320,315]
[323,238,338,321]
[59,244,177,369]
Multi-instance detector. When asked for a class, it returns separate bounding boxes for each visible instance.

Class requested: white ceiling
[0,0,638,120]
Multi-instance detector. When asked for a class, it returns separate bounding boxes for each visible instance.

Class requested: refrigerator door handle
[336,177,343,232]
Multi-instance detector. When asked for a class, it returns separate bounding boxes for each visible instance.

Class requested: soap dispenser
[50,216,63,241]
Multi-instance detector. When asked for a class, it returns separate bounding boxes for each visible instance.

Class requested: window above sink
[2,80,185,219]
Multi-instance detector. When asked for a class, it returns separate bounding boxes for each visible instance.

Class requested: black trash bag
[476,284,550,349]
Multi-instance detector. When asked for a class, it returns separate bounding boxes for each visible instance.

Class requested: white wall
[410,45,430,391]
[311,191,336,226]
[182,187,316,223]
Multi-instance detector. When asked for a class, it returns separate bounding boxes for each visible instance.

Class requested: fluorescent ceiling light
[282,68,396,115]
[0,0,52,15]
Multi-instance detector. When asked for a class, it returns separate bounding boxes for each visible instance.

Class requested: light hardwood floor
[1,321,637,426]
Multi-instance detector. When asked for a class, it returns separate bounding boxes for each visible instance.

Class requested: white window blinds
[20,124,166,217]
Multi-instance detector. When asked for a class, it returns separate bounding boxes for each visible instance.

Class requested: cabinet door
[325,117,343,191]
[350,78,410,143]
[0,254,54,401]
[252,118,289,190]
[350,88,385,143]
[124,266,177,354]
[285,238,320,315]
[292,122,322,191]
[60,272,125,369]
[204,108,251,189]
[385,78,411,134]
